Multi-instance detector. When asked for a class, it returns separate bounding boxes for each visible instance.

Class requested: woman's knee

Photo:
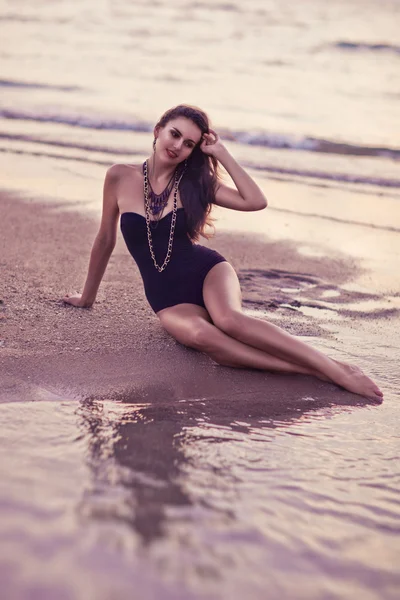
[161,316,212,352]
[212,309,243,337]
[187,318,214,351]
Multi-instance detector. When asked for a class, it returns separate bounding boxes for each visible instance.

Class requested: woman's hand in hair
[200,129,226,159]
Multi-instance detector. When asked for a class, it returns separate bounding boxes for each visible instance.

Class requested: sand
[1,186,398,409]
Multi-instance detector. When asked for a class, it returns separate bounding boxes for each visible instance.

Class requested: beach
[2,179,399,402]
[1,0,400,598]
[1,162,400,599]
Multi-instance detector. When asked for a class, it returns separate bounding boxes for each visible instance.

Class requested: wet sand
[1,188,397,407]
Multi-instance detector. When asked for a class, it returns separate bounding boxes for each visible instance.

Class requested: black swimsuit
[120,207,227,313]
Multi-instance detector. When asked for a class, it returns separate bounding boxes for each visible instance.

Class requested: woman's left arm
[201,130,267,211]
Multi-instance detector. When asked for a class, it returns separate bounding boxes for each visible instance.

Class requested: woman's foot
[306,359,383,401]
[331,360,383,401]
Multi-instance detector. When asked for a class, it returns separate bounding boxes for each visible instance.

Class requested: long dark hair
[155,104,220,240]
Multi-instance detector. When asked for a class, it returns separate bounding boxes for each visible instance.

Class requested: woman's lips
[166,149,177,158]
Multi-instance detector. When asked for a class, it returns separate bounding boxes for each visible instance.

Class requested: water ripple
[0,388,399,599]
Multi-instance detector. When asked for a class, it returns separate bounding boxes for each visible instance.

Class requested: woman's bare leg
[202,263,383,400]
[157,304,325,378]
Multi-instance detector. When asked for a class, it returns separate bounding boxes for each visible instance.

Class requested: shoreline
[1,188,398,405]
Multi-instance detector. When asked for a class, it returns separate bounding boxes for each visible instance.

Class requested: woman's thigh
[202,262,242,325]
[156,303,212,347]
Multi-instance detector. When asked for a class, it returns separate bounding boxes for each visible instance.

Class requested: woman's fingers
[202,130,218,145]
[62,295,92,308]
[62,294,81,306]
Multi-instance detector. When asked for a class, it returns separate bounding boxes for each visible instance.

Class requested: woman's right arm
[63,164,122,308]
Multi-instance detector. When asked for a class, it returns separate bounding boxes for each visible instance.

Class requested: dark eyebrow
[171,127,197,144]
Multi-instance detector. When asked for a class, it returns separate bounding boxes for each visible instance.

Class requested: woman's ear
[153,125,160,139]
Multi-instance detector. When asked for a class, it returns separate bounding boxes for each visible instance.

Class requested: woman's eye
[171,131,179,138]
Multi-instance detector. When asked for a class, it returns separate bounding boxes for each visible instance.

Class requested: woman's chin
[155,150,175,163]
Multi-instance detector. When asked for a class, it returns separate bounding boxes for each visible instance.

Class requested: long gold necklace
[143,160,184,272]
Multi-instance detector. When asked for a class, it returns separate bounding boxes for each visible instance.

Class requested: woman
[63,104,383,401]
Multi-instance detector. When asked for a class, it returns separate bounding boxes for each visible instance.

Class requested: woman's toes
[367,383,383,400]
[373,392,384,403]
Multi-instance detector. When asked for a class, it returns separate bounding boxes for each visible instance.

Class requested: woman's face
[154,117,203,165]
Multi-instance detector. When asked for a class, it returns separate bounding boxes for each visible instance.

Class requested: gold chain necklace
[143,160,184,272]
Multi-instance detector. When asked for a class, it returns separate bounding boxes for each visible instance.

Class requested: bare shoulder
[106,163,141,183]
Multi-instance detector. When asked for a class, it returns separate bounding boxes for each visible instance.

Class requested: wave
[0,13,68,24]
[330,41,400,56]
[244,162,400,189]
[0,132,132,156]
[2,132,399,190]
[271,206,400,234]
[0,108,150,133]
[186,2,239,11]
[1,107,400,164]
[0,14,42,23]
[0,79,81,92]
[233,131,400,160]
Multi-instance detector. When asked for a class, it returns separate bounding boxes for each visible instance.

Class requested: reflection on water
[77,392,192,547]
[1,384,399,600]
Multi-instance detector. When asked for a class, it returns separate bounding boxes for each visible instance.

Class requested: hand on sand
[62,294,92,308]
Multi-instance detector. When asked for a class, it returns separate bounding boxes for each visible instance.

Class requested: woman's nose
[173,139,183,150]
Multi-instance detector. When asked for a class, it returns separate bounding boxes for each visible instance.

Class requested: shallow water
[1,387,399,600]
[1,326,399,600]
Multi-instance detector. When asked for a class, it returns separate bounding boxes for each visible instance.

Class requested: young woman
[63,104,383,401]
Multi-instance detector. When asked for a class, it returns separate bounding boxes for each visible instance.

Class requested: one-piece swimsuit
[120,207,227,313]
